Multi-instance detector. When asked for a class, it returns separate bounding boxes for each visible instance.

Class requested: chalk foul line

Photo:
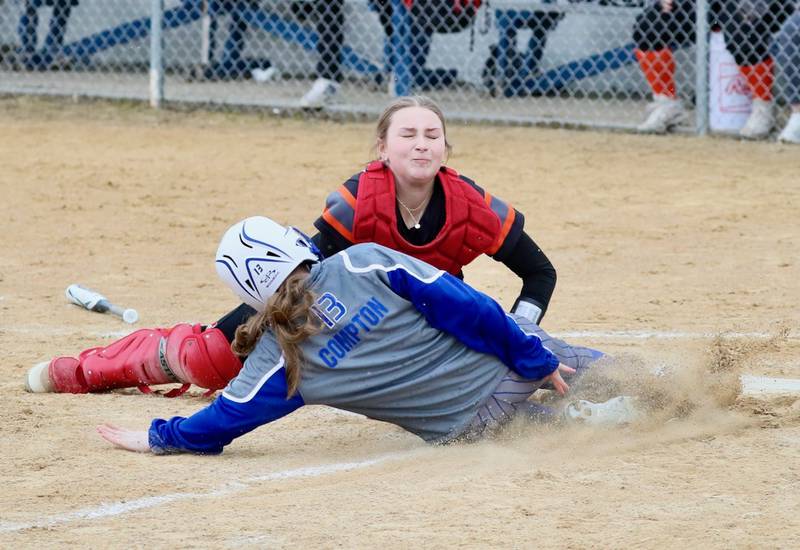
[0,450,417,534]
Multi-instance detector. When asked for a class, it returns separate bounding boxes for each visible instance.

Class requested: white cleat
[739,98,774,139]
[25,361,55,393]
[299,77,340,108]
[777,112,800,144]
[637,97,687,133]
[564,396,641,426]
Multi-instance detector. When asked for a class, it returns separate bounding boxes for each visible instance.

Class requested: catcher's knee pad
[164,324,243,391]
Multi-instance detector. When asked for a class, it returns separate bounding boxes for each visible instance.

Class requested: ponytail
[232,268,320,397]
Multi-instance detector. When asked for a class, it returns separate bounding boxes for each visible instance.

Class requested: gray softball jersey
[235,244,524,443]
[149,244,575,453]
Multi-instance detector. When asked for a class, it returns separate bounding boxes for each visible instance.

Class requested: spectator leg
[204,0,226,78]
[389,0,412,96]
[219,2,250,78]
[314,0,344,82]
[634,48,676,98]
[739,58,774,101]
[409,21,455,90]
[632,2,695,99]
[719,1,790,137]
[368,0,393,76]
[40,2,74,67]
[203,1,219,65]
[18,2,39,59]
[525,12,563,80]
[722,1,790,102]
[774,13,800,142]
[774,14,800,107]
[494,10,522,96]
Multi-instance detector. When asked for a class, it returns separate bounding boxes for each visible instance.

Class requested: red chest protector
[352,161,501,275]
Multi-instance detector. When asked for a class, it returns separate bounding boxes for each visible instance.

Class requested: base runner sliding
[91,216,639,455]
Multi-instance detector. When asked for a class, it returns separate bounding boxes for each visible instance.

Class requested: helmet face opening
[288,226,321,258]
[215,217,320,311]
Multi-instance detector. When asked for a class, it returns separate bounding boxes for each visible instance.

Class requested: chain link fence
[0,0,797,138]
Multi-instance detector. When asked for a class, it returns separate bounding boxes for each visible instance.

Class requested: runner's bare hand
[97,423,150,453]
[545,365,575,396]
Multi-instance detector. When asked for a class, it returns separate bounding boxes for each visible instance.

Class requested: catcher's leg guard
[161,324,243,391]
[25,324,242,395]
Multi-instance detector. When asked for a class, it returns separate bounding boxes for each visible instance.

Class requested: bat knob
[122,309,139,324]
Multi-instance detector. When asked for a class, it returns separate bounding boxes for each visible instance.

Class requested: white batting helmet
[215,216,320,311]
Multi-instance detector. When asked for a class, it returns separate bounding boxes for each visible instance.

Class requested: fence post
[150,0,164,108]
[694,0,709,135]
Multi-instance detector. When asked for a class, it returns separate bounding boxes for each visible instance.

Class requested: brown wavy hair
[232,268,320,397]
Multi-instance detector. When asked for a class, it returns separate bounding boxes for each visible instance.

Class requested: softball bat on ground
[65,284,139,324]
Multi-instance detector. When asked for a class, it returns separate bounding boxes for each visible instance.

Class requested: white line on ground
[740,375,800,396]
[553,330,797,340]
[1,327,796,340]
[0,451,417,534]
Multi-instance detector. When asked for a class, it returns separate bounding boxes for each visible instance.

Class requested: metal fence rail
[0,0,797,138]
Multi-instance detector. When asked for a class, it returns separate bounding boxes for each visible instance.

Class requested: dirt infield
[1,96,798,548]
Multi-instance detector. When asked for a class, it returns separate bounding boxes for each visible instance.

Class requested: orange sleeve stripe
[322,208,355,243]
[483,191,493,206]
[339,185,357,209]
[488,205,515,255]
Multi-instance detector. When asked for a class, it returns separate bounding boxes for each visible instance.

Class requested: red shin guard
[42,324,242,395]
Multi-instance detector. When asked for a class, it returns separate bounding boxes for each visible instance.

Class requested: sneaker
[251,66,277,83]
[299,77,339,108]
[643,96,668,115]
[564,396,641,426]
[739,98,774,139]
[777,112,800,144]
[637,97,686,133]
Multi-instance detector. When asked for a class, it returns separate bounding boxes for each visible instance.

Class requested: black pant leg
[214,303,258,343]
[633,0,696,51]
[721,0,793,65]
[314,0,344,81]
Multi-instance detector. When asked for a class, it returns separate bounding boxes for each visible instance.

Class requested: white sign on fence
[709,31,752,132]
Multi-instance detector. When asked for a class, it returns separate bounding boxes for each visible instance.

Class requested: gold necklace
[396,192,431,230]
